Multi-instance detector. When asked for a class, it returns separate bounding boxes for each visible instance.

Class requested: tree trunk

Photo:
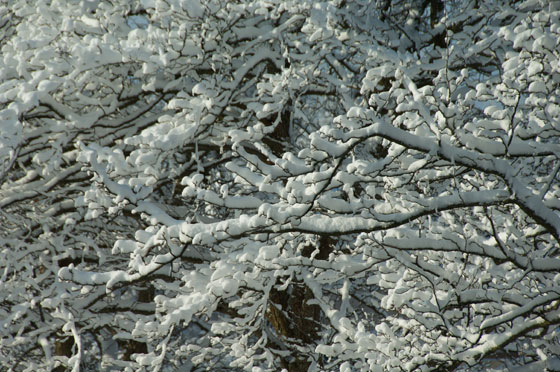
[266,236,334,372]
[53,336,74,372]
[119,285,153,361]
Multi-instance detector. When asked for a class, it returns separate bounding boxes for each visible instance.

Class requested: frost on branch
[1,0,560,371]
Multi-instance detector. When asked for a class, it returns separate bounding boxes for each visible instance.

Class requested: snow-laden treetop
[1,1,560,371]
